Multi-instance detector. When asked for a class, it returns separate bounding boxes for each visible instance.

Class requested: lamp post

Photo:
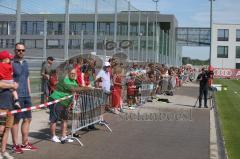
[138,32,143,61]
[152,0,159,63]
[209,0,215,65]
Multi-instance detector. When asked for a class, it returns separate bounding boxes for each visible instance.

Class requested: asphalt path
[11,83,210,159]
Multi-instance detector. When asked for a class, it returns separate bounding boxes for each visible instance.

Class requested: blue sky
[131,0,240,60]
[1,0,240,60]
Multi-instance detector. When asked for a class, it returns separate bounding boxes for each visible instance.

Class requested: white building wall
[211,23,240,69]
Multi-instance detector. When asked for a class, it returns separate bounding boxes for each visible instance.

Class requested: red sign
[214,68,240,78]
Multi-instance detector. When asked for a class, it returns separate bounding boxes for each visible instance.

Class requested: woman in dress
[111,66,123,114]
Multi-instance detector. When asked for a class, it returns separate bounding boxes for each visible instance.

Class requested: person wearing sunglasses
[11,42,37,154]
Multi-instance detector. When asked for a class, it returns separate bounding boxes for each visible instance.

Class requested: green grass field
[214,79,240,159]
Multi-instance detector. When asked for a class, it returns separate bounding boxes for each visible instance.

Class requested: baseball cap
[104,61,111,67]
[47,56,55,61]
[0,50,14,60]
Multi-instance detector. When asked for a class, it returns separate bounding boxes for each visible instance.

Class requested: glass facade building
[0,11,180,66]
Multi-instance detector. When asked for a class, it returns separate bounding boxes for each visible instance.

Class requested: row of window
[0,21,168,36]
[217,46,240,58]
[0,38,168,51]
[217,29,240,42]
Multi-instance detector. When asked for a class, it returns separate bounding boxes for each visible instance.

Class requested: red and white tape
[0,95,73,116]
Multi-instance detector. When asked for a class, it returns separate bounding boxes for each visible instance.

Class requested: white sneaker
[2,151,14,159]
[61,136,74,143]
[51,136,61,143]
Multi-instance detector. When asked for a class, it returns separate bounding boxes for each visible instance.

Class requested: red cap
[208,65,214,72]
[0,50,14,60]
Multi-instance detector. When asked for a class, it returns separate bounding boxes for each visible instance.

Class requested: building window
[236,29,240,42]
[47,40,59,49]
[236,46,240,58]
[236,63,240,69]
[217,46,228,58]
[217,29,229,41]
[83,39,93,49]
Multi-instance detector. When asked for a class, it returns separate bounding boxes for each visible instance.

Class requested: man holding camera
[197,68,209,108]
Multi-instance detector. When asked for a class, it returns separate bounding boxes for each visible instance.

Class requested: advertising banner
[214,68,240,78]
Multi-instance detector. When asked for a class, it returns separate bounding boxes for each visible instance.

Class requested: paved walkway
[10,82,211,159]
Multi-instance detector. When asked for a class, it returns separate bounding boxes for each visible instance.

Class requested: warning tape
[0,95,73,116]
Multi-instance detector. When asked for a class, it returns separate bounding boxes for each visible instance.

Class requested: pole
[155,1,158,63]
[104,37,107,60]
[64,0,70,60]
[128,0,131,61]
[133,45,135,61]
[152,0,159,63]
[94,0,98,53]
[152,22,155,63]
[16,0,21,43]
[138,11,141,62]
[209,0,215,65]
[114,0,117,55]
[146,16,149,62]
[156,25,159,63]
[80,30,84,54]
[43,18,47,60]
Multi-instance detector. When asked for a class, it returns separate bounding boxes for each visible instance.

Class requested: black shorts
[49,103,69,123]
[14,97,32,121]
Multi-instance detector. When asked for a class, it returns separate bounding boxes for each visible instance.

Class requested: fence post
[94,0,98,53]
[64,0,70,61]
[15,0,21,43]
[43,18,47,60]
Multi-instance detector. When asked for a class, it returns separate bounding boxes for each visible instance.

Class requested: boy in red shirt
[127,72,136,109]
[0,50,20,108]
[0,50,19,158]
[49,69,58,94]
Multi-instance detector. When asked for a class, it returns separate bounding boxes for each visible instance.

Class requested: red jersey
[0,63,13,80]
[49,74,58,93]
[74,64,83,86]
[127,79,136,96]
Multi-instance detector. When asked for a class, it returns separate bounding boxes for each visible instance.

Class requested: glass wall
[0,22,8,35]
[0,39,15,48]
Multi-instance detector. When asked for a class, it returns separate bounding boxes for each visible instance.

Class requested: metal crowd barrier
[139,82,154,104]
[67,88,112,146]
[160,76,176,95]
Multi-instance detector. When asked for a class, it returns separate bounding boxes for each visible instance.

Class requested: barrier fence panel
[68,88,112,146]
[139,82,154,104]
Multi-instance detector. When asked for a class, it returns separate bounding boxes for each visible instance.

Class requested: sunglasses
[16,49,25,53]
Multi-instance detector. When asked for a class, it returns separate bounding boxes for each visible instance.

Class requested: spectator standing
[111,67,123,114]
[95,62,111,108]
[41,56,55,103]
[74,57,83,86]
[49,68,79,143]
[11,42,37,154]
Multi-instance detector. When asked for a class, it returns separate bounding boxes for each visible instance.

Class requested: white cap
[104,61,111,67]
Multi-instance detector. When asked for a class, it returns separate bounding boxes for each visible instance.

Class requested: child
[0,50,20,108]
[49,69,58,95]
[127,72,136,109]
[0,50,19,158]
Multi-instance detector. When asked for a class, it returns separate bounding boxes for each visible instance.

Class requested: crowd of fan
[42,56,197,115]
[0,42,196,158]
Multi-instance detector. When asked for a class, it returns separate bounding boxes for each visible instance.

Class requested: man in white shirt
[96,62,111,105]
